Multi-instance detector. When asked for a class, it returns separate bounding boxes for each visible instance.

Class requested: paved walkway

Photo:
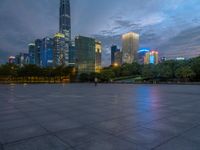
[0,84,200,150]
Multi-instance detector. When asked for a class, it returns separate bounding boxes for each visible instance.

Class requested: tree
[79,73,90,82]
[142,64,157,80]
[0,64,19,77]
[100,69,115,82]
[175,66,195,82]
[190,57,200,81]
[157,64,173,79]
[121,62,141,76]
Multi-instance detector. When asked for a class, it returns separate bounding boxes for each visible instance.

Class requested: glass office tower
[59,0,71,42]
[53,33,68,66]
[122,32,139,64]
[75,36,102,74]
[28,43,36,65]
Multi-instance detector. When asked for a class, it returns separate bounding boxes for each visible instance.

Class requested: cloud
[159,26,200,58]
[0,0,200,65]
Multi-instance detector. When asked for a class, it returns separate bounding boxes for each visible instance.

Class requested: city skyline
[0,0,200,65]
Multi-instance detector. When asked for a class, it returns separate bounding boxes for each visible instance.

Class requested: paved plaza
[0,84,200,150]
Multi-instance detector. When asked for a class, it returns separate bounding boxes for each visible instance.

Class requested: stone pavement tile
[74,136,147,150]
[153,137,200,150]
[4,135,72,150]
[56,126,111,148]
[90,118,140,136]
[117,127,175,149]
[0,113,26,122]
[31,114,65,123]
[24,110,52,117]
[180,126,200,143]
[141,119,194,135]
[0,125,48,144]
[70,114,108,125]
[0,118,35,130]
[40,119,82,132]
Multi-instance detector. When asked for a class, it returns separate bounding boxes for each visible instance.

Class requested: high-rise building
[114,51,122,66]
[122,32,139,64]
[69,41,76,66]
[28,43,36,65]
[53,33,68,66]
[59,0,71,42]
[111,45,120,66]
[95,41,102,73]
[40,37,54,67]
[75,36,102,74]
[138,48,150,64]
[34,39,42,66]
[15,53,29,67]
[144,50,159,64]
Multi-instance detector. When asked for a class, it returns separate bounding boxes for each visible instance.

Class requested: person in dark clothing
[94,77,98,86]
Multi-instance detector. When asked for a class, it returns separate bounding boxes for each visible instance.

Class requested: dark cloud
[159,26,200,58]
[0,0,200,65]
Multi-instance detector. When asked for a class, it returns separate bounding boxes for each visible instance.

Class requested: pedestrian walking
[94,77,98,86]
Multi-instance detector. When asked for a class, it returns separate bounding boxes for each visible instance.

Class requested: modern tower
[111,45,120,66]
[28,43,36,65]
[59,0,71,42]
[34,39,42,66]
[40,37,54,67]
[122,32,139,64]
[53,33,68,66]
[75,36,102,74]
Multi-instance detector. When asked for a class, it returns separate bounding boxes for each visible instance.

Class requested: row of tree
[80,56,200,82]
[0,64,77,82]
[0,56,199,82]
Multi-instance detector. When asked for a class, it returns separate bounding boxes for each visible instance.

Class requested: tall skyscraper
[53,33,68,66]
[111,45,120,66]
[114,51,122,66]
[69,41,76,66]
[40,37,54,67]
[34,39,42,66]
[75,36,102,74]
[122,32,139,64]
[28,43,36,65]
[59,0,71,42]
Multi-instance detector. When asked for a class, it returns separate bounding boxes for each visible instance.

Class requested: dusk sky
[0,0,200,65]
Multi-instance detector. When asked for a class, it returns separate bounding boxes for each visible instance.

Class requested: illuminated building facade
[28,43,36,65]
[15,53,29,67]
[53,33,69,66]
[75,36,102,74]
[122,32,139,64]
[40,37,54,67]
[144,50,159,64]
[59,0,71,42]
[69,41,76,66]
[138,48,150,64]
[111,45,120,66]
[34,39,42,66]
[95,41,102,73]
[114,51,122,66]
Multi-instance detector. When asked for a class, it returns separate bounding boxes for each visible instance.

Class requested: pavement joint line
[151,123,200,150]
[2,133,51,146]
[50,130,76,150]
